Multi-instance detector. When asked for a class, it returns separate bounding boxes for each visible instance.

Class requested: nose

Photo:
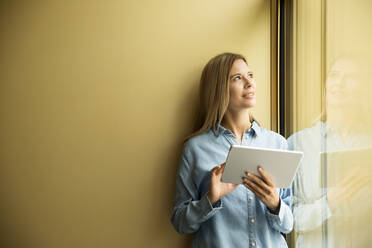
[243,76,253,88]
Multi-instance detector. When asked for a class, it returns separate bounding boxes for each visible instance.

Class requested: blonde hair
[184,52,259,142]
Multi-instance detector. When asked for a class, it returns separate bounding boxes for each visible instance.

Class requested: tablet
[320,147,372,187]
[221,145,304,188]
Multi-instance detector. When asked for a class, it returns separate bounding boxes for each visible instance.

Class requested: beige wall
[0,1,272,247]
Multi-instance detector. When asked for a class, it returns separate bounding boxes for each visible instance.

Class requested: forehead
[229,59,252,74]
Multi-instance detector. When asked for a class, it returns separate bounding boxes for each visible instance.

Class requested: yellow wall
[0,1,272,247]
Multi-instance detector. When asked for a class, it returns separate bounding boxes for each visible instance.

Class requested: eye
[248,73,253,79]
[233,76,241,81]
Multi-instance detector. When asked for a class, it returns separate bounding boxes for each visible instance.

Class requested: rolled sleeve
[201,192,223,217]
[265,189,294,234]
[293,195,332,233]
[171,154,222,234]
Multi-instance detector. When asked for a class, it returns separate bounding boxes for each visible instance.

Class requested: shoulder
[258,126,288,150]
[287,122,323,149]
[260,126,286,142]
[184,130,215,152]
[181,130,215,160]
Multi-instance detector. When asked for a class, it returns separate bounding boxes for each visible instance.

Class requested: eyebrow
[229,71,253,79]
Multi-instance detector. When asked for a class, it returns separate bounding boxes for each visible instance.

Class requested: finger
[339,172,366,191]
[337,166,363,185]
[220,163,227,173]
[343,176,369,201]
[244,172,271,193]
[330,176,366,203]
[257,166,275,187]
[344,168,362,184]
[215,163,225,175]
[211,165,221,173]
[243,172,268,190]
[210,166,221,179]
[215,163,226,179]
[343,186,361,202]
[243,177,267,197]
[243,181,265,199]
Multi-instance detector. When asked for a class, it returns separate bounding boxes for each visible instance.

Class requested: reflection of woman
[171,53,293,247]
[288,58,372,247]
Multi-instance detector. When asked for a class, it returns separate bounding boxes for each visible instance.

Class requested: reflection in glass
[288,57,372,247]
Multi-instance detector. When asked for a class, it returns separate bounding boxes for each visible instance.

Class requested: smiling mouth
[243,93,255,98]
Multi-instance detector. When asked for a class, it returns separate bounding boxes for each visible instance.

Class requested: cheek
[229,84,243,95]
[228,89,244,107]
[229,87,240,101]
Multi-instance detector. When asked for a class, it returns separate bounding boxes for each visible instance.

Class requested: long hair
[184,52,259,142]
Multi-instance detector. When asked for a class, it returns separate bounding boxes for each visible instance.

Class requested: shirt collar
[212,120,261,137]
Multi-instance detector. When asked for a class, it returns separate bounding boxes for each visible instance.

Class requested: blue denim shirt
[171,121,293,248]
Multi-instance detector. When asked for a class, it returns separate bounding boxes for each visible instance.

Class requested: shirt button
[251,242,255,246]
[251,218,255,223]
[249,196,253,200]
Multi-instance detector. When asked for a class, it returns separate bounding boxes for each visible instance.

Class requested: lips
[243,92,255,98]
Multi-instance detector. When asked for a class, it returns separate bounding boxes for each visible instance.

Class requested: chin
[243,103,256,108]
[244,100,256,108]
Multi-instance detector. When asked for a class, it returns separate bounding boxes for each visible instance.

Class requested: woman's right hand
[207,163,239,204]
[327,166,371,211]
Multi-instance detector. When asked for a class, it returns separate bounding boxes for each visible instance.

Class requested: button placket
[247,191,257,248]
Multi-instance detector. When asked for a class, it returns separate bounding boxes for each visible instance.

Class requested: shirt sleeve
[292,194,332,233]
[265,188,294,234]
[170,152,222,234]
[287,134,333,233]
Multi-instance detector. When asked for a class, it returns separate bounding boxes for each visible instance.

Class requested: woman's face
[326,59,359,109]
[227,59,256,111]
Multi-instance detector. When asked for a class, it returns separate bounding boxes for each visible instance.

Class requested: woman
[171,53,293,248]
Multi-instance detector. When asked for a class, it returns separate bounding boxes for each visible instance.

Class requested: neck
[326,111,356,141]
[326,110,354,131]
[221,109,252,139]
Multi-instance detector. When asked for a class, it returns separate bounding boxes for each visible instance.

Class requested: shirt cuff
[266,198,285,222]
[200,192,222,217]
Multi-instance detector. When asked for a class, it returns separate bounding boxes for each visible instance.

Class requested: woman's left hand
[242,166,280,213]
